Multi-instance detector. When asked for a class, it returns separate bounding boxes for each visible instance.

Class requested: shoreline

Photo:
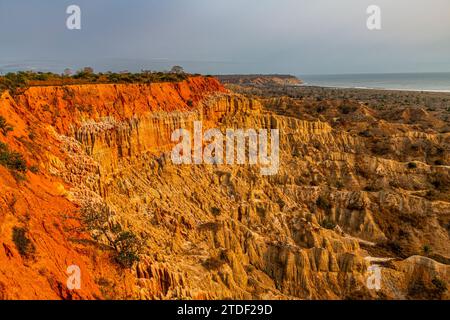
[298,83,450,94]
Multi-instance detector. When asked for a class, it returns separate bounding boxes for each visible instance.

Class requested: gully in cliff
[171,121,280,175]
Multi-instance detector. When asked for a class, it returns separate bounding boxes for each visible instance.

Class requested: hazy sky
[1,0,450,75]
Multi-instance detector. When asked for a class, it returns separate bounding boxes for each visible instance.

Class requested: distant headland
[215,74,302,86]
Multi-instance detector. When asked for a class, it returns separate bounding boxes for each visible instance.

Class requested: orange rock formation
[0,76,448,300]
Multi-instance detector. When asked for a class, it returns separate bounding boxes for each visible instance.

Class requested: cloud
[0,0,449,74]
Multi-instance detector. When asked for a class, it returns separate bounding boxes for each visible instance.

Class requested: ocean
[299,72,450,92]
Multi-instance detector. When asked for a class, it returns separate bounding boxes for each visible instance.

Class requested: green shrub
[11,171,26,182]
[0,116,14,135]
[29,165,39,174]
[28,132,36,140]
[432,277,448,296]
[211,207,221,216]
[407,162,417,169]
[321,219,336,230]
[12,227,35,258]
[0,70,190,92]
[335,181,344,190]
[358,129,372,138]
[0,72,28,94]
[422,244,432,255]
[0,142,27,172]
[340,105,356,114]
[316,195,332,211]
[431,173,450,191]
[81,203,144,268]
[113,231,141,268]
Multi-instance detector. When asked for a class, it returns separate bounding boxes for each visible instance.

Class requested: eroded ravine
[0,77,448,299]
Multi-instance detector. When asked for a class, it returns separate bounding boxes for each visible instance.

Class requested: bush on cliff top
[0,69,191,94]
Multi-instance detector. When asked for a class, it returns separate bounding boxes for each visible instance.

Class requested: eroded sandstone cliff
[0,77,448,299]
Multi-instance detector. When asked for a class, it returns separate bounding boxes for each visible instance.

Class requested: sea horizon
[299,72,450,93]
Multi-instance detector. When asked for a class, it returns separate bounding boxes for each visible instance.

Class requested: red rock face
[16,76,227,134]
[0,77,226,299]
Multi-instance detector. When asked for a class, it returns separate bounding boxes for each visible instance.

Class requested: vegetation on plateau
[0,66,191,95]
